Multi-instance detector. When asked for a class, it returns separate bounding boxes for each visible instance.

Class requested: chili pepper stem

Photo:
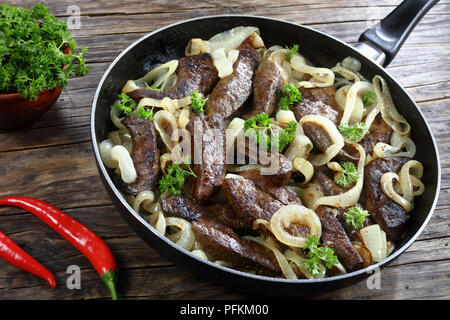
[100,269,118,300]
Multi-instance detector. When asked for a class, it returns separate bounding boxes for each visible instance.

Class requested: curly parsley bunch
[0,4,89,100]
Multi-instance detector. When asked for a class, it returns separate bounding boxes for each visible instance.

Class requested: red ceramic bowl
[0,47,71,130]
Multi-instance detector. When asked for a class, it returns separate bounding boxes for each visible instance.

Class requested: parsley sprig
[285,44,299,62]
[135,106,154,121]
[336,161,359,188]
[0,4,89,100]
[344,206,370,229]
[338,122,367,141]
[278,83,302,110]
[302,235,338,275]
[190,90,207,114]
[158,161,197,195]
[244,112,297,152]
[112,92,137,116]
[362,91,377,106]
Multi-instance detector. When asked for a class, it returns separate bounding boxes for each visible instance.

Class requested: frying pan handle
[355,0,439,66]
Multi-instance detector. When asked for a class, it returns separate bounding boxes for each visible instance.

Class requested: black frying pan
[90,0,441,295]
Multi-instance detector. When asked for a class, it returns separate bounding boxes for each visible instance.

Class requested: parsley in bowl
[0,3,89,129]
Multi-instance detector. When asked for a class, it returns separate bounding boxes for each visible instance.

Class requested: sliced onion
[284,125,313,161]
[165,217,195,251]
[373,132,416,158]
[291,55,335,88]
[191,249,208,260]
[276,110,296,124]
[99,139,117,168]
[132,190,155,213]
[270,204,322,248]
[359,224,386,262]
[122,60,178,93]
[292,158,314,185]
[110,145,137,183]
[226,117,245,154]
[353,242,373,267]
[153,110,178,150]
[312,143,366,210]
[211,47,239,78]
[299,115,344,166]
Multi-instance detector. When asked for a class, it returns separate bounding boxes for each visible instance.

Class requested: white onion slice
[165,217,195,251]
[359,224,386,262]
[99,139,117,168]
[269,204,322,248]
[110,145,137,183]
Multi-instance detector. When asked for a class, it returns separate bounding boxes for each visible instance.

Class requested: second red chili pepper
[0,196,118,300]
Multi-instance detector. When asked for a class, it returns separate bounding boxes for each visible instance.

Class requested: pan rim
[90,14,441,285]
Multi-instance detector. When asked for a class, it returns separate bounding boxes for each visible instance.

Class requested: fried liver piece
[239,170,302,206]
[187,113,226,202]
[364,156,410,241]
[249,57,285,117]
[192,217,282,277]
[359,114,393,156]
[207,38,259,119]
[159,195,246,231]
[120,115,160,195]
[128,53,219,101]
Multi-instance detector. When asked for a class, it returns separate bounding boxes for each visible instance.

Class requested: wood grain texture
[0,0,449,300]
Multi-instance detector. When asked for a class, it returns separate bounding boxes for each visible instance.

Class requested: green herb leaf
[362,91,377,106]
[112,92,136,116]
[158,162,196,195]
[278,83,302,110]
[0,4,89,100]
[336,161,359,188]
[277,120,298,152]
[285,44,299,62]
[144,83,162,91]
[135,106,154,121]
[338,122,367,141]
[344,206,370,229]
[190,90,207,114]
[302,235,338,275]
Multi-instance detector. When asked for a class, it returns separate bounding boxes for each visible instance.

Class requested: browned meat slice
[207,38,259,119]
[222,176,283,230]
[249,57,285,117]
[293,86,342,124]
[128,53,218,101]
[159,195,246,230]
[120,116,160,195]
[364,156,410,241]
[239,170,302,205]
[192,217,282,277]
[236,143,292,185]
[360,114,393,156]
[187,113,226,202]
[315,206,364,272]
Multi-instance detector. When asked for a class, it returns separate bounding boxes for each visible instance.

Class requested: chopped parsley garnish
[338,122,367,141]
[135,105,154,121]
[344,206,370,229]
[277,120,298,152]
[0,4,89,100]
[158,162,196,195]
[190,90,207,114]
[336,161,359,188]
[285,44,299,62]
[302,235,338,275]
[112,92,136,116]
[278,83,302,111]
[362,91,377,106]
[244,112,297,152]
[144,83,162,91]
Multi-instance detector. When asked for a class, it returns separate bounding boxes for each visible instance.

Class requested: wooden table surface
[1,0,449,300]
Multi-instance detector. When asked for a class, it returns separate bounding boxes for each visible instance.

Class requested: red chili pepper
[0,229,56,288]
[0,196,118,300]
